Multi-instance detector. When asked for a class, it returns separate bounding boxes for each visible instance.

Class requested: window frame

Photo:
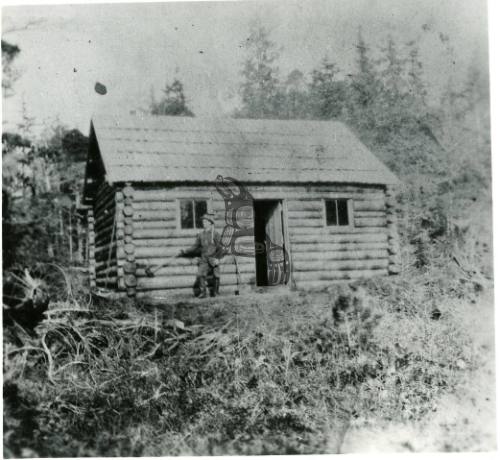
[323,198,354,230]
[177,198,210,232]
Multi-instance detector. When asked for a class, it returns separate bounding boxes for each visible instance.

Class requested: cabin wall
[93,182,118,289]
[246,184,390,290]
[121,183,396,298]
[123,184,255,296]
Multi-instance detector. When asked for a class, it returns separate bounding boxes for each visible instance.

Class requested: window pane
[337,199,349,226]
[325,199,349,226]
[180,200,194,229]
[325,200,338,226]
[194,200,208,228]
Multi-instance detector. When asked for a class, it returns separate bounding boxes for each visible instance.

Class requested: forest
[2,21,494,456]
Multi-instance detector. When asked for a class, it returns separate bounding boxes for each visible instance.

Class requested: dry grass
[3,259,491,457]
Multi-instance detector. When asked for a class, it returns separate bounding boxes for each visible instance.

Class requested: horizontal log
[134,255,254,268]
[132,188,385,202]
[293,258,388,272]
[129,189,175,201]
[133,211,176,222]
[290,232,387,244]
[131,230,193,242]
[252,191,386,201]
[355,211,386,218]
[290,226,386,236]
[287,218,324,228]
[133,234,252,248]
[136,272,255,291]
[353,200,386,212]
[294,268,389,282]
[134,237,189,247]
[286,201,324,212]
[131,221,179,231]
[292,241,389,254]
[287,210,323,219]
[135,262,255,277]
[134,245,258,260]
[354,217,387,227]
[132,201,175,212]
[293,247,389,262]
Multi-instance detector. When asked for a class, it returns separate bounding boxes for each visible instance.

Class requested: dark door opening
[253,200,287,286]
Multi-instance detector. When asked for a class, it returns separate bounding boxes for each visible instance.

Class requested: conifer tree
[150,79,194,117]
[237,24,281,118]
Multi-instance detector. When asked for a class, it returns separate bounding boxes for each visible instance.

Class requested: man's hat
[201,213,215,224]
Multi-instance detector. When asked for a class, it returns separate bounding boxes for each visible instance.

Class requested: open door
[253,200,289,286]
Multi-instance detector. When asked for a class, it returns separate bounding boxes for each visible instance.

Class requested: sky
[1,0,491,137]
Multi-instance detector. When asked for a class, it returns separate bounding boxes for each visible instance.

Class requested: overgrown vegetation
[3,267,485,456]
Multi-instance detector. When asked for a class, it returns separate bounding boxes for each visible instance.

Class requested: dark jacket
[181,228,225,265]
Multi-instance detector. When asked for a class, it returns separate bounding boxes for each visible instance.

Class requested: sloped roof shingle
[90,114,399,185]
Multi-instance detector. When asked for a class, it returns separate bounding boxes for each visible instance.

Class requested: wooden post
[386,186,401,274]
[76,217,83,263]
[88,209,96,289]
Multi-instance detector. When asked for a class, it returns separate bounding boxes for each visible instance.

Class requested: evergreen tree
[347,28,381,130]
[406,40,427,109]
[237,24,281,118]
[309,58,347,120]
[150,79,194,117]
[282,69,309,119]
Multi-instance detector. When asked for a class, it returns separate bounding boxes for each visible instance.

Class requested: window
[180,200,208,229]
[325,199,350,226]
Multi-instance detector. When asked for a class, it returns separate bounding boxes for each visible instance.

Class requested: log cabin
[82,114,400,300]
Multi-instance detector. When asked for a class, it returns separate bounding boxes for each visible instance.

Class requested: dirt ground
[338,290,497,453]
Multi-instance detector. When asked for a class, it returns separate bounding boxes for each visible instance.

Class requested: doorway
[253,200,288,286]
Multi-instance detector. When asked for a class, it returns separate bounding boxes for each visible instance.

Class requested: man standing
[179,213,224,298]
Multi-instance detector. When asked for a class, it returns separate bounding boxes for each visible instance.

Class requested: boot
[209,278,220,297]
[198,276,208,299]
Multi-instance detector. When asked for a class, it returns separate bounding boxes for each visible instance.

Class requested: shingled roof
[88,114,399,185]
